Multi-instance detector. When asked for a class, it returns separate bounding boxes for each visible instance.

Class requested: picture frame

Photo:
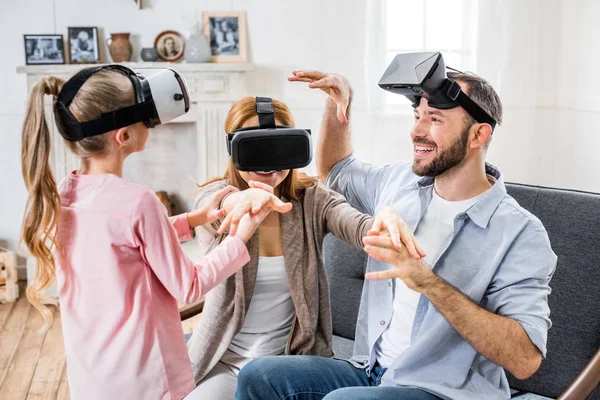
[68,26,100,64]
[202,11,248,63]
[23,34,66,65]
[154,30,185,62]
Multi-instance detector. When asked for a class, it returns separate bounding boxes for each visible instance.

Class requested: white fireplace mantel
[17,62,255,74]
[17,61,256,186]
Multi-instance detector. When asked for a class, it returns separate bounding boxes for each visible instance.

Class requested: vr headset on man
[378,52,497,130]
[56,52,495,172]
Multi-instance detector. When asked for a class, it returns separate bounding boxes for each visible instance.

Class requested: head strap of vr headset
[438,79,497,130]
[55,64,155,141]
[226,97,297,155]
[255,97,276,128]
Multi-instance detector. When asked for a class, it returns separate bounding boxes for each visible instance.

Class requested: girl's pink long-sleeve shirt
[55,172,249,399]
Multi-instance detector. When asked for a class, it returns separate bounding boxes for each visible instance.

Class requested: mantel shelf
[17,62,256,75]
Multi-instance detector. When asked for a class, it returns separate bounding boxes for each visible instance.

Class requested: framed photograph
[154,30,185,62]
[68,27,100,64]
[203,11,247,62]
[23,35,65,65]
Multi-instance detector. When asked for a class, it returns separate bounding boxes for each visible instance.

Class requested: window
[384,0,478,109]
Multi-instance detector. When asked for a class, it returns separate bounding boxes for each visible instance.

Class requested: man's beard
[412,124,471,177]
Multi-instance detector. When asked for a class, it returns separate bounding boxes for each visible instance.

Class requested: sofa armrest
[558,347,600,400]
[179,299,205,321]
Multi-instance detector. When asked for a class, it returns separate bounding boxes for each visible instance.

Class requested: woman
[185,97,417,399]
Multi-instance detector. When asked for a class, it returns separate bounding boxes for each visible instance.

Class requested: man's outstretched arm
[289,70,353,182]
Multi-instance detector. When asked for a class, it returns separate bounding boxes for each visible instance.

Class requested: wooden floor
[0,282,202,400]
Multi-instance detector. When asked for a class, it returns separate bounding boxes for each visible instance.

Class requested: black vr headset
[55,64,190,141]
[226,97,313,172]
[378,52,497,130]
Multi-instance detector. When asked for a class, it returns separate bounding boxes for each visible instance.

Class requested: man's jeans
[235,355,441,400]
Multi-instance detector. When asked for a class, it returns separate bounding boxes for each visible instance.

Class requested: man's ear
[470,123,493,150]
[114,127,130,148]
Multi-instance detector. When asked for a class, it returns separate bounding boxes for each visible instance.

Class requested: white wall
[552,0,600,190]
[476,0,562,187]
[1,0,599,258]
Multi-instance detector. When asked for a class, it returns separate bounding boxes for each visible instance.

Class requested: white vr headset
[54,64,190,141]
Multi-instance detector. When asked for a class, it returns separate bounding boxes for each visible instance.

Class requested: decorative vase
[141,47,159,62]
[184,30,211,63]
[106,33,133,63]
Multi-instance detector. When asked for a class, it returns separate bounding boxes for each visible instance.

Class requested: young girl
[184,97,403,399]
[20,69,280,400]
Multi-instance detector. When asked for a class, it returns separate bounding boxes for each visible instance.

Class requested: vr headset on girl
[54,64,190,141]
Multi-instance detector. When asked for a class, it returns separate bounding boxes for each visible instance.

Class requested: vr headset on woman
[226,97,313,172]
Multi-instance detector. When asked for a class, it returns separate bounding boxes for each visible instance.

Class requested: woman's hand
[187,185,239,228]
[288,70,351,124]
[218,181,292,236]
[368,206,426,260]
[231,208,272,243]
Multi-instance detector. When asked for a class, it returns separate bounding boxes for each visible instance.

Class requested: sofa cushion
[323,235,368,340]
[505,184,600,399]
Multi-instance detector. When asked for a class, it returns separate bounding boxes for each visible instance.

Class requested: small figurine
[0,248,19,303]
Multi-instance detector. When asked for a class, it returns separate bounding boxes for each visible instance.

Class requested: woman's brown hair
[21,70,135,330]
[200,96,317,200]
